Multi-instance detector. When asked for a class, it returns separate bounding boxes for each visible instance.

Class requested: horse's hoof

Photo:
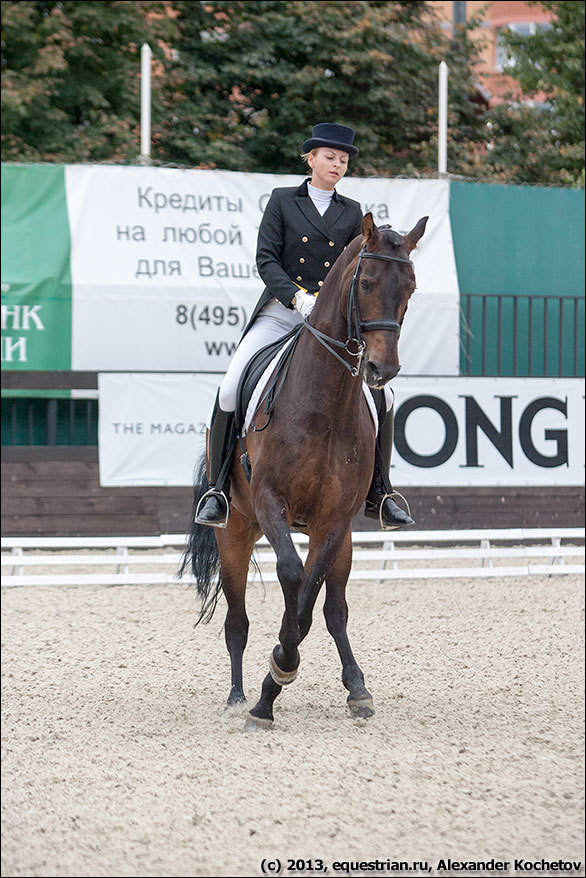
[244,713,274,732]
[347,696,375,718]
[224,697,247,713]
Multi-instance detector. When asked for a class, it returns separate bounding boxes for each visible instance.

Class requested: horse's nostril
[367,361,400,384]
[367,361,382,383]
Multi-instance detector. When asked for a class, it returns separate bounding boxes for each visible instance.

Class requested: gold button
[299,257,305,263]
[329,241,335,247]
[302,236,308,243]
[318,280,323,287]
[296,275,302,281]
[324,261,330,267]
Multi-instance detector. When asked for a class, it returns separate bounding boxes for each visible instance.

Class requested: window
[495,21,550,70]
[453,1,466,26]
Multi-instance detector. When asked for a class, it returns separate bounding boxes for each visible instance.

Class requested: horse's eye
[360,279,373,293]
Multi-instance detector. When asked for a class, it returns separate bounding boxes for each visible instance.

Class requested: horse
[181,212,428,729]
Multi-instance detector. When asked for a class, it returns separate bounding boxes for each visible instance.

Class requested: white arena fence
[1,528,584,588]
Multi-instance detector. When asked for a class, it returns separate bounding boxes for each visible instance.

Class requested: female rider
[196,122,414,530]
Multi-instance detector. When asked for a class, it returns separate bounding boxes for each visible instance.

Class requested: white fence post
[438,60,448,177]
[140,43,152,165]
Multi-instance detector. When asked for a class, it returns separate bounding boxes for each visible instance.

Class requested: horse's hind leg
[323,530,375,718]
[216,508,258,707]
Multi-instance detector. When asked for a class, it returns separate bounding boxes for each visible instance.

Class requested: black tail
[178,453,223,624]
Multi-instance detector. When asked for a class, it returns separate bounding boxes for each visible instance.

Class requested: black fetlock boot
[195,392,237,528]
[364,405,415,529]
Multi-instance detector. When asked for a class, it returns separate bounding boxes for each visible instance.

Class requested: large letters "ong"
[394,395,568,469]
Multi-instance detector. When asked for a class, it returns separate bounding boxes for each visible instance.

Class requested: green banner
[450,181,585,296]
[450,182,585,376]
[1,164,72,370]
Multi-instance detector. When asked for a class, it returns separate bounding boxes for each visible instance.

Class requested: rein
[252,236,412,431]
[304,242,413,378]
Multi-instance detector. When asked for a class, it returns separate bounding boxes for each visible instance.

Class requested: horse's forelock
[380,227,404,249]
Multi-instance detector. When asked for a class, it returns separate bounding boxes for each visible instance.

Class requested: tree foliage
[481,1,585,185]
[1,0,584,185]
[1,0,176,162]
[1,0,486,175]
[155,0,485,178]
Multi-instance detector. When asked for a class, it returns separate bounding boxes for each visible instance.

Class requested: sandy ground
[1,571,584,878]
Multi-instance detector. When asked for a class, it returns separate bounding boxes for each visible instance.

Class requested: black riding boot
[195,392,237,527]
[365,405,415,529]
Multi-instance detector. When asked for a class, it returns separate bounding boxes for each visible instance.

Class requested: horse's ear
[362,212,380,246]
[403,216,429,254]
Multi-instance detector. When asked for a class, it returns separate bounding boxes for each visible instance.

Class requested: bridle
[251,234,413,431]
[303,234,413,378]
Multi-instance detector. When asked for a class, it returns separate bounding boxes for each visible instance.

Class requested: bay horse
[181,213,428,729]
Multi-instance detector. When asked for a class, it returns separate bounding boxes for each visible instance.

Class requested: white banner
[67,167,458,374]
[98,373,219,487]
[391,376,584,487]
[98,374,585,488]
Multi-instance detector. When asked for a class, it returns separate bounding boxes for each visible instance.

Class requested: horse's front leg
[323,530,375,718]
[247,491,304,728]
[215,507,259,707]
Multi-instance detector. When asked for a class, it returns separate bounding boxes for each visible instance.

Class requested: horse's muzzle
[365,360,400,387]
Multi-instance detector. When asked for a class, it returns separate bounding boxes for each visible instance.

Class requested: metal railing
[1,396,98,446]
[460,293,585,377]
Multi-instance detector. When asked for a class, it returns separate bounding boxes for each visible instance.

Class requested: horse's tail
[179,453,222,624]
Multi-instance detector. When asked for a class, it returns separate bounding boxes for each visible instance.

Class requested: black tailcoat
[244,178,363,334]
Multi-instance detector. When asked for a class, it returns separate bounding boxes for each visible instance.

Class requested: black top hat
[302,123,359,157]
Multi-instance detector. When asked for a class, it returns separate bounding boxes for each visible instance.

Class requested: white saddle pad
[242,338,379,436]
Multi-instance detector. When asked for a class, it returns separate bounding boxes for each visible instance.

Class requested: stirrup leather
[378,490,412,532]
[194,488,230,528]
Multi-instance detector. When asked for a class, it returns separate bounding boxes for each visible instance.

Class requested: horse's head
[350,212,428,388]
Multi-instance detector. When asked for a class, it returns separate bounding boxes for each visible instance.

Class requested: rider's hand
[293,290,317,319]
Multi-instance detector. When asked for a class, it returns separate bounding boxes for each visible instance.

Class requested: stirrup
[194,488,230,528]
[379,490,412,532]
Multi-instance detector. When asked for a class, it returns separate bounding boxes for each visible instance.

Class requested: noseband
[304,237,413,378]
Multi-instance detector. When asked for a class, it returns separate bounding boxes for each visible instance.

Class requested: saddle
[235,325,303,436]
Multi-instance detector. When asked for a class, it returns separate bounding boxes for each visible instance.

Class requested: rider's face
[307,147,350,191]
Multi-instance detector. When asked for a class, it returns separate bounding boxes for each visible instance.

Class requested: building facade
[429,0,553,103]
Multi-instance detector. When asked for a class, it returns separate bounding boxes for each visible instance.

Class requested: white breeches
[216,298,394,415]
[218,300,304,412]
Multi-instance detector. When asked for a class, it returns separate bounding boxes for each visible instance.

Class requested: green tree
[154,0,488,178]
[1,0,175,163]
[481,1,585,185]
